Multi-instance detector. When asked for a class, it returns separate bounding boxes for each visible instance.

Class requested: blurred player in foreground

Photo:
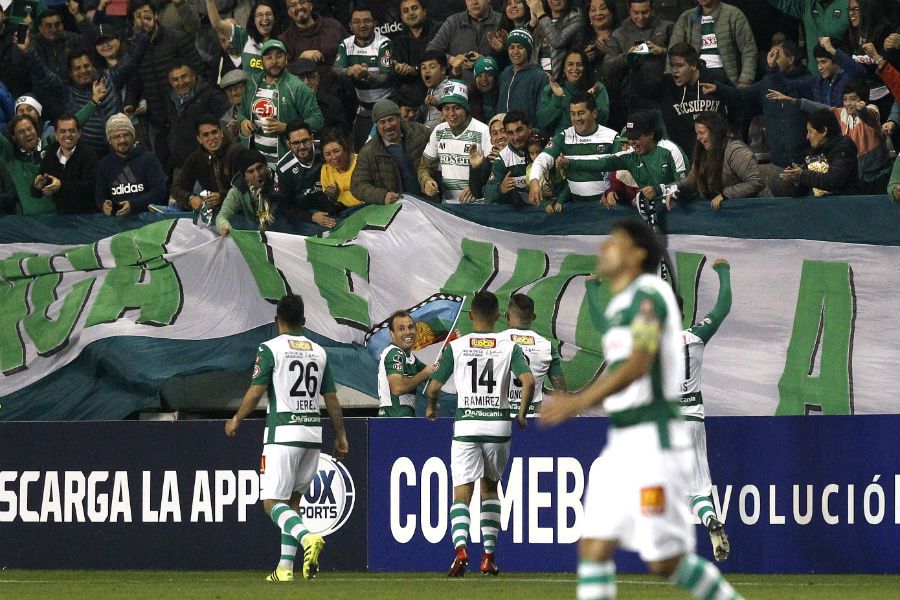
[426,291,535,577]
[542,220,743,600]
[679,258,732,561]
[502,293,567,416]
[377,311,437,417]
[226,294,349,582]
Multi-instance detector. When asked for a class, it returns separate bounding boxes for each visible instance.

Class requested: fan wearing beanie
[216,148,278,236]
[496,29,546,127]
[95,113,167,216]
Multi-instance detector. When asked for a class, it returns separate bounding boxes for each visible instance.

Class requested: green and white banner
[1,198,896,417]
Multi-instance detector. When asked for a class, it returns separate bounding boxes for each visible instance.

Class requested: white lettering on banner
[238,470,258,523]
[390,458,416,543]
[21,471,40,522]
[848,484,855,525]
[793,484,813,525]
[191,470,212,522]
[739,485,760,525]
[64,472,86,522]
[142,471,157,522]
[502,458,523,543]
[40,471,62,522]
[769,484,785,525]
[421,457,447,544]
[822,483,839,525]
[161,471,182,522]
[557,457,584,544]
[215,471,236,523]
[529,457,553,544]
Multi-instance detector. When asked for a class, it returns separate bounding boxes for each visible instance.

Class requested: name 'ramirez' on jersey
[252,334,336,448]
[432,332,530,442]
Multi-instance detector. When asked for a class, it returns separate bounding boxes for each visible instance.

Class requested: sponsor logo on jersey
[289,340,313,351]
[252,364,261,378]
[249,56,263,70]
[439,153,472,166]
[298,453,356,536]
[640,486,665,515]
[511,334,535,345]
[470,337,496,349]
[380,48,393,69]
[111,183,145,195]
[252,97,276,119]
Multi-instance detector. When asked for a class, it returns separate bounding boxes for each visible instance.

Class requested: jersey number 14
[467,358,496,394]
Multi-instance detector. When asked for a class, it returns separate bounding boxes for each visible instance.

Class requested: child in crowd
[524,132,569,213]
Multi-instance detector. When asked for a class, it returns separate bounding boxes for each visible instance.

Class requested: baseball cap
[259,39,287,55]
[623,111,658,139]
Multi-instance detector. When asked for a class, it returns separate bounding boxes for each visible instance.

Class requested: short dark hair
[508,293,535,317]
[779,39,801,62]
[276,294,305,329]
[614,218,662,274]
[38,8,63,24]
[67,48,93,71]
[420,49,447,70]
[194,114,220,133]
[351,6,376,20]
[806,108,841,140]
[55,113,80,129]
[128,0,158,15]
[388,310,413,331]
[842,80,870,103]
[570,91,597,111]
[629,0,653,4]
[319,128,351,153]
[285,119,312,138]
[669,42,700,67]
[503,111,529,128]
[167,61,194,75]
[471,291,500,320]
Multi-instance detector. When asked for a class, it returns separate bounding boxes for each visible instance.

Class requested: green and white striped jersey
[231,24,262,75]
[248,83,280,164]
[529,124,618,201]
[602,274,683,418]
[378,344,426,417]
[252,333,336,448]
[423,118,491,203]
[432,331,530,442]
[334,32,394,108]
[502,328,563,416]
[486,145,528,203]
[679,262,732,421]
[583,140,689,198]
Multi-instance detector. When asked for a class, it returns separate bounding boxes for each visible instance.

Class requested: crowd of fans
[2,0,900,224]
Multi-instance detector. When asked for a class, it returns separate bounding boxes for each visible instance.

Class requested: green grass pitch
[1,571,898,600]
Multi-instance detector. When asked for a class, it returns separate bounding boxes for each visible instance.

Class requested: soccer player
[377,311,437,417]
[502,293,567,416]
[425,291,535,577]
[543,220,743,600]
[679,258,732,562]
[225,294,349,582]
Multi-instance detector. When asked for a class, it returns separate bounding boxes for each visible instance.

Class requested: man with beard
[484,111,532,205]
[333,6,395,149]
[31,113,98,214]
[275,119,339,226]
[377,311,437,417]
[239,39,324,166]
[96,113,167,215]
[352,98,430,205]
[393,0,438,96]
[217,148,279,234]
[170,115,241,217]
[279,0,346,75]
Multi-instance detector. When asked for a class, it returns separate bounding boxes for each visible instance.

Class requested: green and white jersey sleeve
[433,332,529,442]
[256,334,335,448]
[422,118,491,203]
[232,24,263,75]
[601,274,684,416]
[377,344,424,414]
[503,328,558,415]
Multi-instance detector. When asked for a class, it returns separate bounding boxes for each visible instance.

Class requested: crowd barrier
[2,416,899,573]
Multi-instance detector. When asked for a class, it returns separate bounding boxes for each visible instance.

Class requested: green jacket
[536,81,609,136]
[669,3,757,85]
[889,155,900,200]
[588,140,690,197]
[764,0,849,77]
[237,71,325,159]
[216,178,278,231]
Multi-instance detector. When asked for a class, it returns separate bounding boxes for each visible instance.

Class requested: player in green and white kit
[543,221,742,600]
[226,294,348,583]
[377,311,437,417]
[679,258,732,561]
[426,291,535,577]
[503,293,567,416]
[418,81,491,203]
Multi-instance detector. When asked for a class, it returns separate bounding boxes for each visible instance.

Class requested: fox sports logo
[298,453,355,536]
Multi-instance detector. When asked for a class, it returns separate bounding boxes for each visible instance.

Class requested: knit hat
[474,56,499,77]
[219,69,247,89]
[438,79,469,111]
[813,40,836,61]
[372,98,400,122]
[505,29,533,56]
[105,113,135,139]
[235,148,268,175]
[15,95,43,117]
[259,39,287,55]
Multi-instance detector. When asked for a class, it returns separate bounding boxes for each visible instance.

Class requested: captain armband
[631,314,661,354]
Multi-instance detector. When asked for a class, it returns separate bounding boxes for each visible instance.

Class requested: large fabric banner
[1,198,897,418]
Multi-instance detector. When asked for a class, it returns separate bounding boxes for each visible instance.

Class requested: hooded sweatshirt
[651,69,731,157]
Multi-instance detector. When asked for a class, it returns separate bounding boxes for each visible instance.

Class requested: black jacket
[166,82,231,166]
[798,135,860,196]
[32,143,99,214]
[171,140,241,210]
